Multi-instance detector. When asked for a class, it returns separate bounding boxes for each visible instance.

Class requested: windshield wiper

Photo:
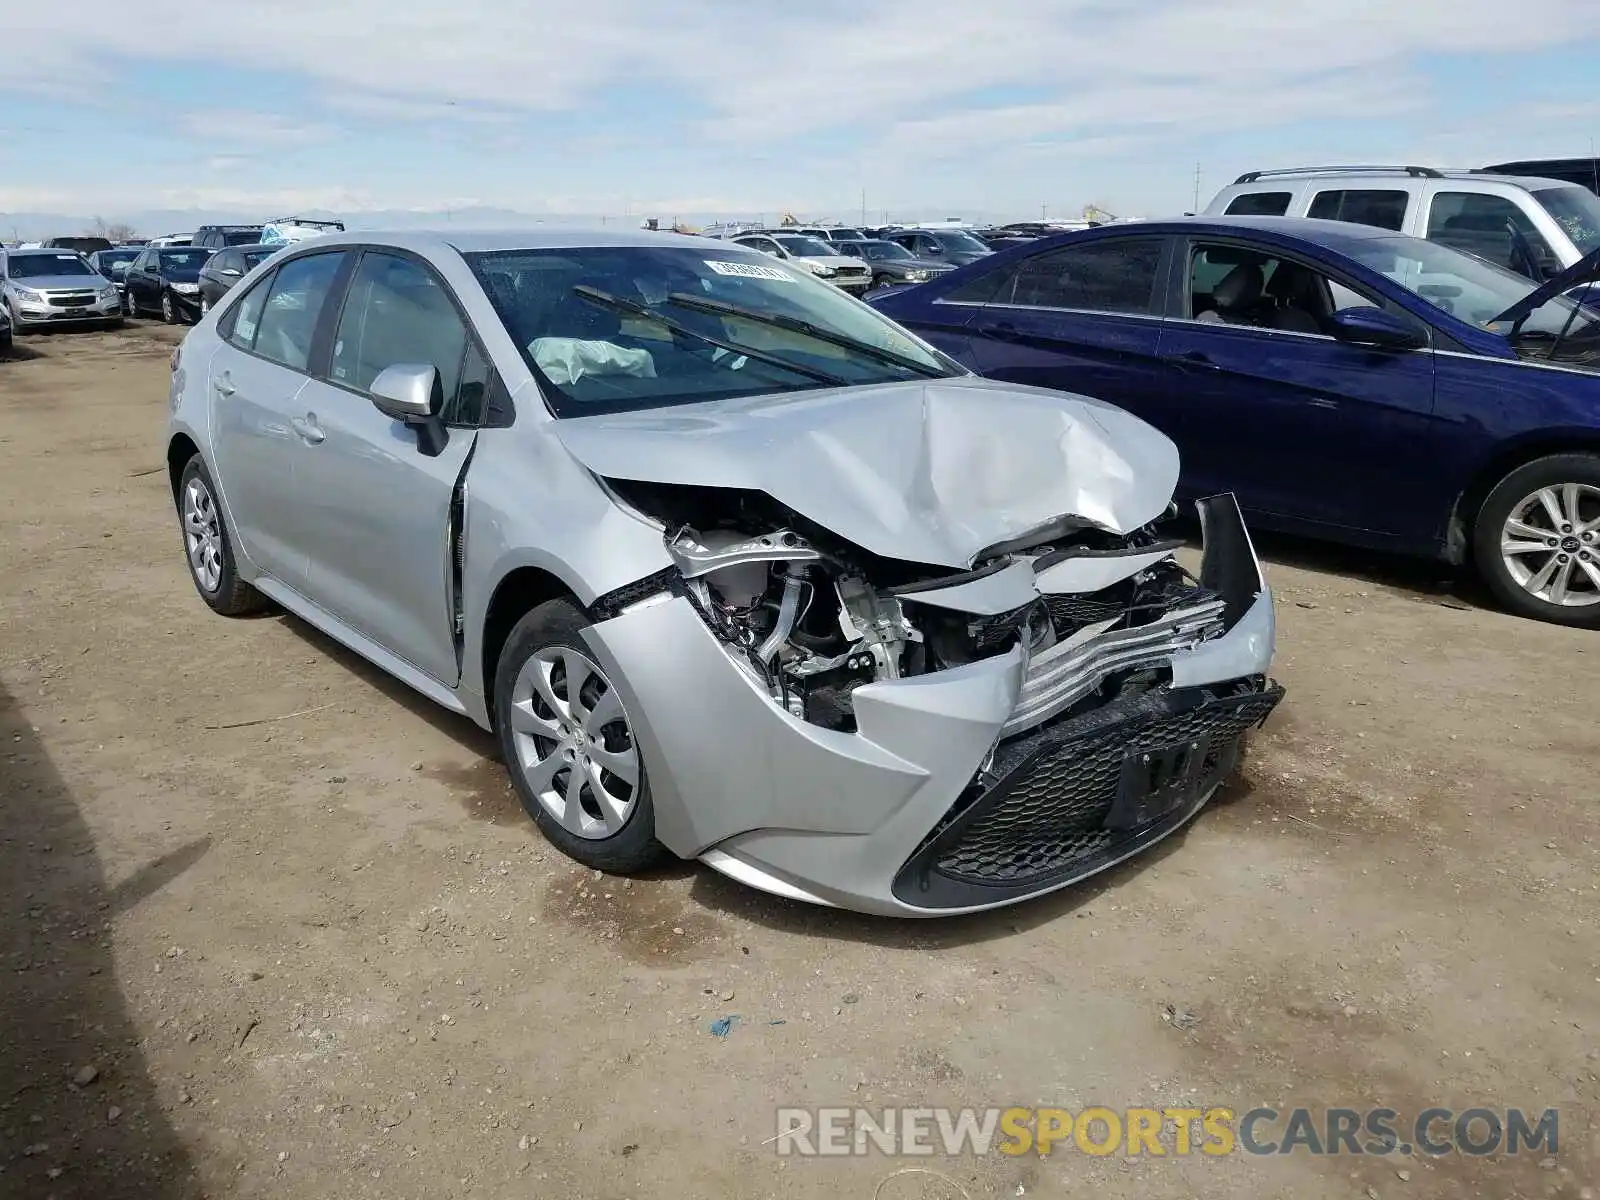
[662,291,948,379]
[570,285,847,386]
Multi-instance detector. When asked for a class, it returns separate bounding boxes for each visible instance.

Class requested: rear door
[1154,236,1439,538]
[291,249,483,685]
[959,235,1177,424]
[206,251,351,593]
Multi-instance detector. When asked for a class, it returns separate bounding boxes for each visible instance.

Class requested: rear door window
[250,252,347,372]
[991,238,1166,314]
[1306,189,1409,231]
[1224,191,1293,217]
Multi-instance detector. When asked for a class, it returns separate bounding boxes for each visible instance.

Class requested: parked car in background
[731,232,873,292]
[193,224,266,250]
[197,244,278,313]
[884,228,994,266]
[0,300,11,355]
[149,233,194,247]
[1,248,123,330]
[788,226,867,244]
[44,235,114,255]
[88,248,143,310]
[870,216,1600,627]
[1481,158,1600,197]
[1205,166,1600,285]
[125,246,214,323]
[833,238,954,289]
[164,227,1280,914]
[259,216,345,246]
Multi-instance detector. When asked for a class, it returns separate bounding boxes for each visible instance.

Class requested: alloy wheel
[182,477,224,593]
[1499,483,1600,607]
[507,646,639,840]
[161,292,174,323]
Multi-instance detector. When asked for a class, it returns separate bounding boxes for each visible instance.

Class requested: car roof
[1060,214,1405,246]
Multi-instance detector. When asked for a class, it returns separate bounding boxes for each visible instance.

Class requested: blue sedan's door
[1154,239,1440,542]
[957,235,1177,418]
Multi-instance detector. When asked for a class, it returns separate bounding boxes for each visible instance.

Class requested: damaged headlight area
[593,481,1233,739]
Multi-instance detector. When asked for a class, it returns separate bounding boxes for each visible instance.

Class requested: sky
[3,0,1600,230]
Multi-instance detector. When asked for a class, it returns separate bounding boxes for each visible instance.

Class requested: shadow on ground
[0,684,203,1197]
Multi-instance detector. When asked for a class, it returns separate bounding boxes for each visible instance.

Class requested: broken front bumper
[581,495,1282,916]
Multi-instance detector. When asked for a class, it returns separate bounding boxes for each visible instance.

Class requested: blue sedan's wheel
[1476,453,1600,627]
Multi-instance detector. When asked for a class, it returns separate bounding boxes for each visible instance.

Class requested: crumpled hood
[554,376,1180,568]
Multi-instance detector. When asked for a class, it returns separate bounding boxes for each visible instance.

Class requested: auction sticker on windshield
[705,260,795,281]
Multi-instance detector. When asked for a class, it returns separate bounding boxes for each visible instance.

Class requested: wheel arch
[1448,431,1600,565]
[166,433,202,501]
[478,566,581,730]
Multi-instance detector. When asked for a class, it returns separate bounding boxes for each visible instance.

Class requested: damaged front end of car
[581,477,1282,916]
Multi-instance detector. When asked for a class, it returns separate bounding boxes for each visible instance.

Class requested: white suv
[1205,165,1600,283]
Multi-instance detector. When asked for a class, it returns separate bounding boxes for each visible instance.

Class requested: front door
[292,249,483,685]
[1154,238,1439,539]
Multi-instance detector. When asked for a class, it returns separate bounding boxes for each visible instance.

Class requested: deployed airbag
[531,337,656,387]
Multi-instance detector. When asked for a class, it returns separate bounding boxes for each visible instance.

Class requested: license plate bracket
[1105,734,1215,831]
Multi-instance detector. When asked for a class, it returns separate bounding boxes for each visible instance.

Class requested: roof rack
[1232,165,1444,184]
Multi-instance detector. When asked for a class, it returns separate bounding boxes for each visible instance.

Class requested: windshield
[158,249,212,277]
[95,250,138,269]
[1340,234,1600,344]
[828,229,865,241]
[465,245,955,415]
[6,253,93,279]
[773,236,835,257]
[933,231,988,253]
[859,241,915,262]
[1534,187,1600,254]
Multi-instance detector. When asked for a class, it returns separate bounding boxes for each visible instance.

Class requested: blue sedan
[869,215,1600,628]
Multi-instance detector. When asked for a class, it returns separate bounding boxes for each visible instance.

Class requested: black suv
[192,224,265,250]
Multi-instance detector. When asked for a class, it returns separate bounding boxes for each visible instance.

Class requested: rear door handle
[1166,350,1222,372]
[291,414,326,445]
[213,373,235,397]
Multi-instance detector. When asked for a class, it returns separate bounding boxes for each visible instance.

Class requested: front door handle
[213,373,236,397]
[291,414,326,445]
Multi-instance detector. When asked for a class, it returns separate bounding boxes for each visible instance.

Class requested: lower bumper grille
[892,679,1283,908]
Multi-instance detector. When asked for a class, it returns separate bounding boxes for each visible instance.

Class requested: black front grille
[892,680,1283,908]
[49,292,97,307]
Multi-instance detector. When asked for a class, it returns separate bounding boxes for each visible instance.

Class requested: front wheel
[200,295,211,317]
[161,291,177,324]
[1474,453,1600,627]
[494,598,666,873]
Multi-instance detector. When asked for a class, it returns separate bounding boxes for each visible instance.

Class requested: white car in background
[732,232,872,293]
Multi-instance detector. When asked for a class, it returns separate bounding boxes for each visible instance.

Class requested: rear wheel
[1474,453,1600,627]
[177,455,268,616]
[494,599,666,873]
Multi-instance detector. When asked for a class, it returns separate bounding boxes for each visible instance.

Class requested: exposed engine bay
[602,480,1229,736]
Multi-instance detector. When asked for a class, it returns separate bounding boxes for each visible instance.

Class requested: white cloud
[180,110,336,146]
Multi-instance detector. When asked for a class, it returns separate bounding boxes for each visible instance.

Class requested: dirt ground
[1,322,1597,1200]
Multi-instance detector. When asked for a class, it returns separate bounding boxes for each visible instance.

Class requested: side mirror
[369,363,439,422]
[1328,306,1426,351]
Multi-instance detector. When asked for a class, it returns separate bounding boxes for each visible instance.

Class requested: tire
[161,291,177,324]
[124,291,137,317]
[176,455,268,617]
[1473,452,1600,628]
[200,295,211,317]
[493,598,666,872]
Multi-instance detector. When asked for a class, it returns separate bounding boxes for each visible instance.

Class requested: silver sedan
[164,228,1282,916]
